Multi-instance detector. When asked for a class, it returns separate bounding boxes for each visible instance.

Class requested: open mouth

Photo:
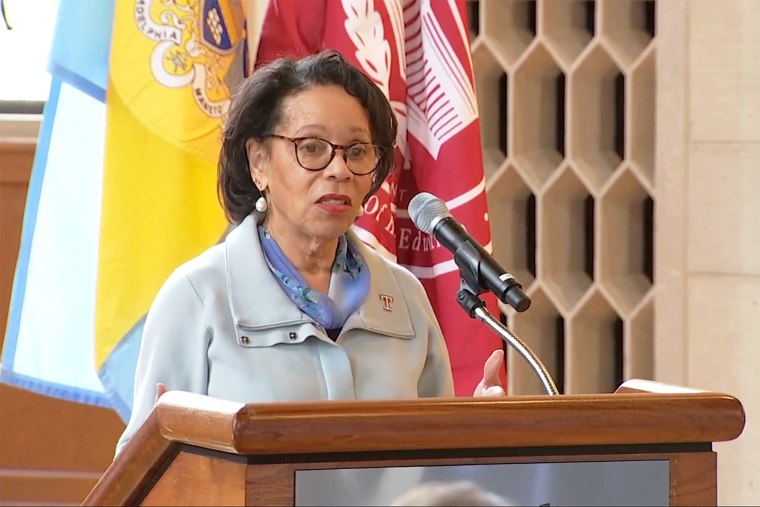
[317,195,352,207]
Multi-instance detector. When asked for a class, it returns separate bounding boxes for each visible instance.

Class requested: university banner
[255,0,503,394]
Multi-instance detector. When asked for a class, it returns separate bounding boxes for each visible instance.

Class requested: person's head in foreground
[391,480,513,506]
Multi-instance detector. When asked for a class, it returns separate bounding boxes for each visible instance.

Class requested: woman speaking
[116,50,504,455]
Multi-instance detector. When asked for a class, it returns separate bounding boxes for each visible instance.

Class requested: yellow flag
[96,0,246,378]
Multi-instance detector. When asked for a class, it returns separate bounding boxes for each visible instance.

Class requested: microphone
[408,192,531,312]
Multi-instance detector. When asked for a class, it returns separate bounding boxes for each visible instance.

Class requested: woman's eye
[347,144,368,158]
[298,140,326,156]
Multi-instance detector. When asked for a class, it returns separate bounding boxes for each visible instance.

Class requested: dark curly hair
[218,50,398,224]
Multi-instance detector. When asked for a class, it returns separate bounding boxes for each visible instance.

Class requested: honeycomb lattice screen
[467,0,656,395]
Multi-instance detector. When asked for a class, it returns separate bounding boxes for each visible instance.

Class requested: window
[0,0,61,112]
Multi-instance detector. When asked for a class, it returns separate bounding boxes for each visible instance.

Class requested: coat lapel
[224,215,416,339]
[225,214,306,329]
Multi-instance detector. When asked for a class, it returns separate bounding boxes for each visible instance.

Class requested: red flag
[255,0,503,395]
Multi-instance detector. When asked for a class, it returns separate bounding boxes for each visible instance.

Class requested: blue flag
[1,0,114,407]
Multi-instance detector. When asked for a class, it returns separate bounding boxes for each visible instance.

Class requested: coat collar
[225,214,414,338]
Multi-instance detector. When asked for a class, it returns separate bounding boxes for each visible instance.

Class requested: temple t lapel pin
[379,294,394,312]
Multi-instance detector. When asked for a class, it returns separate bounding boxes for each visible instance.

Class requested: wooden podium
[83,380,744,506]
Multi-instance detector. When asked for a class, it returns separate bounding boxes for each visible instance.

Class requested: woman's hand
[154,382,167,403]
[473,349,507,397]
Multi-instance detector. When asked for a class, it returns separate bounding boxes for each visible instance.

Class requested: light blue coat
[116,214,454,454]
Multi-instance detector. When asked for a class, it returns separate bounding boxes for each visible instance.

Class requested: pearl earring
[255,196,268,213]
[357,206,365,217]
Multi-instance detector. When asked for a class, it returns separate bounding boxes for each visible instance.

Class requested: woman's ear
[245,138,267,190]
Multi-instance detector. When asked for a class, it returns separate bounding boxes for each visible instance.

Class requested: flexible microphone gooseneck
[408,192,558,396]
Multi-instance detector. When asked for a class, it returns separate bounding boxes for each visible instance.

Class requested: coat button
[240,335,250,344]
[288,332,298,341]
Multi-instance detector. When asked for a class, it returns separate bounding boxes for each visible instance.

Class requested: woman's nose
[323,149,353,179]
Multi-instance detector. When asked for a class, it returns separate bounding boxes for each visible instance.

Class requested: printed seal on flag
[111,0,246,160]
[134,0,243,117]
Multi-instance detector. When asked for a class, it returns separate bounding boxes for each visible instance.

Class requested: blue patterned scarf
[257,227,370,331]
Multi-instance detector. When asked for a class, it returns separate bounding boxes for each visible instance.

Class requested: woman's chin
[302,219,353,241]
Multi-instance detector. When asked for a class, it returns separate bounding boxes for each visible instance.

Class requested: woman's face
[248,85,375,245]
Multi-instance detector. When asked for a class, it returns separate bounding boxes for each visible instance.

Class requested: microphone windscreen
[408,192,450,234]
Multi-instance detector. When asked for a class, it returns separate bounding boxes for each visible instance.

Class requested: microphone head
[408,192,451,234]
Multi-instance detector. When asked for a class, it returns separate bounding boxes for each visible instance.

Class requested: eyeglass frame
[265,134,384,176]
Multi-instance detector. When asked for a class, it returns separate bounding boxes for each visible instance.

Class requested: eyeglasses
[267,134,383,176]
